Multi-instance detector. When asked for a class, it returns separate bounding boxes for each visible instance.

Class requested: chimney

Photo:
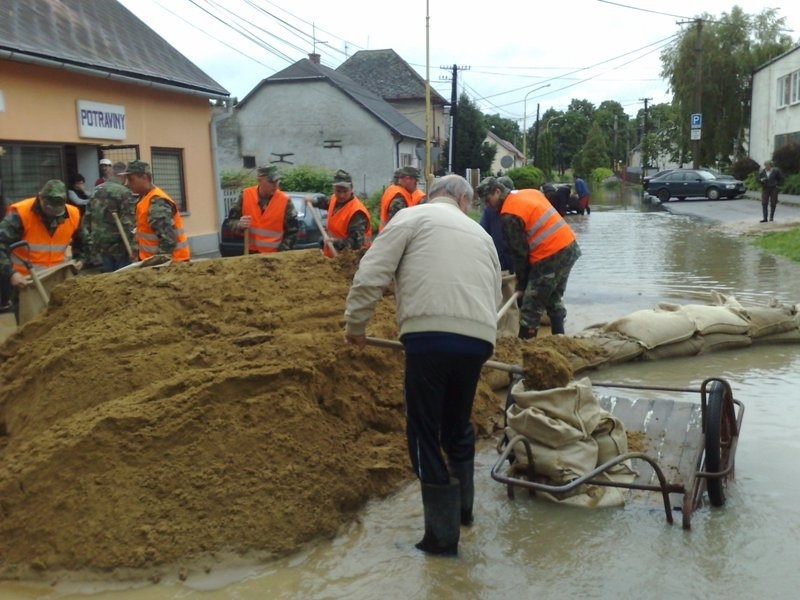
[309,53,320,65]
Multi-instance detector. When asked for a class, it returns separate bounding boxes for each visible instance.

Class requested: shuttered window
[151,148,187,212]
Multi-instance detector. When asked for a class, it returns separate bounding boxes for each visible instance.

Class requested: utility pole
[640,97,652,175]
[613,114,618,171]
[692,18,703,169]
[441,64,470,174]
[533,103,541,165]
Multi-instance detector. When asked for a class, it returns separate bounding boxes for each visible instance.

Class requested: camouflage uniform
[83,180,137,272]
[227,191,299,251]
[148,196,183,255]
[501,213,581,332]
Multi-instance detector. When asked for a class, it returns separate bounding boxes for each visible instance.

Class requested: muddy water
[6,187,800,599]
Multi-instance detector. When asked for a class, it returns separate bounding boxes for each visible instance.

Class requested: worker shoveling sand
[0,251,603,584]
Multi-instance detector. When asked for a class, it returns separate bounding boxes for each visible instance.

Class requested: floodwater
[6,186,800,599]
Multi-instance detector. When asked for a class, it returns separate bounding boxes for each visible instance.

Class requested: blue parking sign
[691,113,702,129]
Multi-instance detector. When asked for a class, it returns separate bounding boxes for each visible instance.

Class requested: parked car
[642,169,675,188]
[219,192,329,256]
[541,182,585,215]
[644,169,746,202]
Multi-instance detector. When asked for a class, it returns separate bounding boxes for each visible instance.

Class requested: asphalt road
[655,191,800,225]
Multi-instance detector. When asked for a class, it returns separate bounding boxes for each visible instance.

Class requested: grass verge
[753,228,800,261]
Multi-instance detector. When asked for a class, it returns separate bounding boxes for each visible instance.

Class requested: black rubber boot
[770,205,776,221]
[549,314,565,335]
[761,205,768,222]
[518,324,538,339]
[448,459,475,526]
[415,479,460,556]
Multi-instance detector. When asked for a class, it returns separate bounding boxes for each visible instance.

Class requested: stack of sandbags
[505,377,636,508]
[709,292,800,344]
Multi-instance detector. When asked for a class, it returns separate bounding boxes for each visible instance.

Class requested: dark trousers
[761,188,779,220]
[101,254,132,273]
[520,240,581,329]
[403,351,487,485]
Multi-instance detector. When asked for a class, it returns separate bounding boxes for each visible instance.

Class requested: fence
[222,187,241,217]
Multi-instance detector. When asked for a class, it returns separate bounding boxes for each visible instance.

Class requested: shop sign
[76,100,126,140]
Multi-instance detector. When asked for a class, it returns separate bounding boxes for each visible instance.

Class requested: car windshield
[695,170,716,181]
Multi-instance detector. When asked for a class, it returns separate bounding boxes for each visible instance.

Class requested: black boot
[415,480,460,556]
[770,205,776,221]
[448,459,474,526]
[518,324,538,339]
[761,205,768,222]
[549,314,565,335]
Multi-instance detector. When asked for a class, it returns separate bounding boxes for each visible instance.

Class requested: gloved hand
[238,215,251,230]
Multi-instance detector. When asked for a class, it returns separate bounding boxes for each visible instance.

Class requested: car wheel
[657,189,670,203]
[707,187,720,201]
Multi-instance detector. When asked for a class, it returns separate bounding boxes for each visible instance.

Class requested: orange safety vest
[241,187,290,253]
[378,184,414,231]
[410,188,426,206]
[135,186,191,261]
[323,194,373,258]
[10,198,80,275]
[500,189,576,263]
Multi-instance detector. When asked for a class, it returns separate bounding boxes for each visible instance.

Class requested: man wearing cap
[226,165,299,253]
[378,166,426,232]
[95,158,113,187]
[120,160,191,262]
[84,161,138,272]
[477,176,581,339]
[306,169,372,257]
[0,179,85,319]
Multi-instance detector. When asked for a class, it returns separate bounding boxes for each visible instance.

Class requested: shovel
[111,211,136,262]
[9,240,49,305]
[496,291,521,324]
[305,197,338,257]
[365,336,523,375]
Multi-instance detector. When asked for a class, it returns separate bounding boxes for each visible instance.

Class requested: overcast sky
[119,0,800,123]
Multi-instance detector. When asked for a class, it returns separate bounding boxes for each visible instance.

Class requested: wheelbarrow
[491,377,744,529]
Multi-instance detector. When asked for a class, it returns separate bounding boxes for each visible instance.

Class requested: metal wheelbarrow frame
[491,377,744,529]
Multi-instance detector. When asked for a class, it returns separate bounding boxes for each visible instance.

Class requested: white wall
[236,81,408,196]
[750,47,800,163]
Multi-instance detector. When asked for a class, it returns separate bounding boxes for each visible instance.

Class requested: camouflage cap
[39,179,67,215]
[394,166,420,180]
[476,176,499,199]
[257,165,282,181]
[497,176,514,190]
[112,161,128,175]
[332,169,353,188]
[119,160,151,175]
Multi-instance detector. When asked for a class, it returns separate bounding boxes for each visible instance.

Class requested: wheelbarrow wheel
[705,381,729,507]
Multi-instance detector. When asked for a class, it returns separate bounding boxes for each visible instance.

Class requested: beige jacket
[344,197,502,346]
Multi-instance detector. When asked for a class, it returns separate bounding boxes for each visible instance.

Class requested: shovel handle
[111,211,136,261]
[365,336,522,375]
[243,229,250,256]
[305,197,337,257]
[496,292,520,323]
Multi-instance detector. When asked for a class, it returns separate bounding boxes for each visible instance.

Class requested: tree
[452,92,494,174]
[484,113,521,148]
[573,122,610,176]
[594,101,630,170]
[660,7,792,165]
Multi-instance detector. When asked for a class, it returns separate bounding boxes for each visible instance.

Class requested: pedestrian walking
[758,160,784,222]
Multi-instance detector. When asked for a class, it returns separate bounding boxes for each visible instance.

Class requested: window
[243,155,256,169]
[0,143,63,204]
[777,74,791,108]
[792,71,800,105]
[400,153,413,167]
[151,148,187,212]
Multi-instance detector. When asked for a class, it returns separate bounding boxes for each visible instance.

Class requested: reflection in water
[5,187,800,599]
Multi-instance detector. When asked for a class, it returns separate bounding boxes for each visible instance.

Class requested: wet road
[4,186,800,599]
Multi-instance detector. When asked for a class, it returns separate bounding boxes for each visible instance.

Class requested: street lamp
[522,84,551,164]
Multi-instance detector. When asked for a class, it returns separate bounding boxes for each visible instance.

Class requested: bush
[590,167,613,185]
[504,166,544,189]
[782,173,800,195]
[280,165,335,194]
[220,169,256,189]
[772,143,800,176]
[732,157,759,182]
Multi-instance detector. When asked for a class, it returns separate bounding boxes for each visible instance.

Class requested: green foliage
[732,157,760,182]
[364,188,384,231]
[772,143,800,176]
[744,171,760,191]
[220,169,256,189]
[574,122,610,176]
[453,92,492,173]
[590,167,614,184]
[280,165,335,194]
[660,8,792,165]
[484,114,521,148]
[781,173,800,195]
[504,166,544,189]
[753,228,800,262]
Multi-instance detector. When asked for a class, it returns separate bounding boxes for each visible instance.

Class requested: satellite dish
[500,155,513,168]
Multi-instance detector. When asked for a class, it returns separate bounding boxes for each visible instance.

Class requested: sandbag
[510,377,603,435]
[640,334,704,361]
[497,272,520,338]
[573,328,644,366]
[602,308,695,350]
[506,426,598,483]
[744,305,799,338]
[672,303,750,335]
[700,332,752,354]
[506,404,585,449]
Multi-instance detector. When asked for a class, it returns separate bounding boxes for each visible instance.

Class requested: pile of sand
[0,251,603,583]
